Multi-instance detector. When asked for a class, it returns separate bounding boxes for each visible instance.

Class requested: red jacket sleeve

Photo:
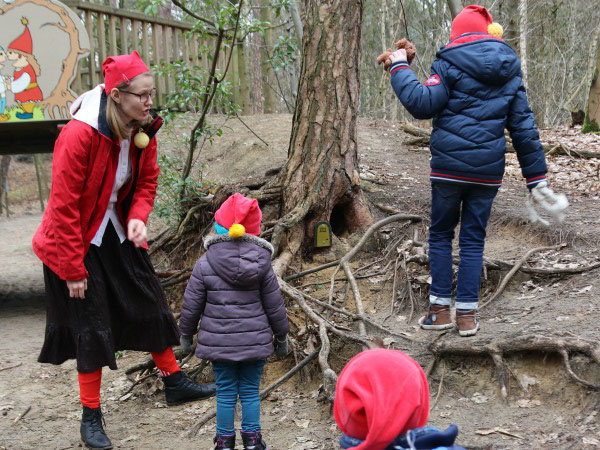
[49,122,91,281]
[126,137,159,225]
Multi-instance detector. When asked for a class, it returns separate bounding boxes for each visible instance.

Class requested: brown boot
[418,305,454,330]
[456,309,479,337]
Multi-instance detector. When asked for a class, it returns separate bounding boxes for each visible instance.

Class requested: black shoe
[80,406,113,449]
[214,433,236,450]
[162,370,216,406]
[241,430,268,450]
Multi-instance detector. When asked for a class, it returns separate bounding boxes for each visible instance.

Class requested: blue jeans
[212,360,266,435]
[429,183,498,310]
[0,96,5,114]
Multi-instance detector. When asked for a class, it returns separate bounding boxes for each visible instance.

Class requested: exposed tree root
[480,244,566,310]
[429,334,600,399]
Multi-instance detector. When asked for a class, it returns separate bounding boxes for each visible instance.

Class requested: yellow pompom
[488,22,503,38]
[229,223,246,238]
[21,17,29,26]
[134,130,150,149]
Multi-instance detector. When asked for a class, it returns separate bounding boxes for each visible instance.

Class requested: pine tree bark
[272,0,372,274]
[584,30,600,132]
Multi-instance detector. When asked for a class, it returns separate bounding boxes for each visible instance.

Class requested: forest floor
[1,113,600,449]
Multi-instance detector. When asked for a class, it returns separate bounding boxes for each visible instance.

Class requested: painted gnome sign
[0,0,89,121]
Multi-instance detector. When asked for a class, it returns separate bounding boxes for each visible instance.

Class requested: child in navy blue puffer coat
[386,5,563,336]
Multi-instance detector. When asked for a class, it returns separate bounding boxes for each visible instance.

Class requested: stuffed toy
[376,38,416,71]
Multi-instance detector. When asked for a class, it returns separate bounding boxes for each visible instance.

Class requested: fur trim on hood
[204,233,274,255]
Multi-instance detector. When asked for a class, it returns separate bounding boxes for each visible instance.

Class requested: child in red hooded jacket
[334,349,465,450]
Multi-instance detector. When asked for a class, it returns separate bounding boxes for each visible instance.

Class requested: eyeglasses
[118,88,156,103]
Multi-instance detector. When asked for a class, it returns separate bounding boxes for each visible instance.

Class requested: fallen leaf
[576,285,593,294]
[294,419,310,429]
[471,392,489,404]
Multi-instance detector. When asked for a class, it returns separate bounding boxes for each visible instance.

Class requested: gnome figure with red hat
[383,5,565,336]
[179,193,290,450]
[32,50,216,449]
[5,18,43,120]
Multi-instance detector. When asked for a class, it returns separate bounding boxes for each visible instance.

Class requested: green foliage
[270,35,299,71]
[583,115,600,133]
[154,152,213,223]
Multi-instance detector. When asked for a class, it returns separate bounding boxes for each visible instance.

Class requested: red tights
[78,347,180,408]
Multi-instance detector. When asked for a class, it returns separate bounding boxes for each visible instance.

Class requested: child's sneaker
[214,434,235,450]
[418,305,454,330]
[241,430,268,450]
[456,310,479,336]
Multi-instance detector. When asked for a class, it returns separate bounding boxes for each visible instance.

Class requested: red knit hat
[9,18,33,54]
[334,349,430,450]
[450,5,493,40]
[215,193,262,236]
[101,51,150,94]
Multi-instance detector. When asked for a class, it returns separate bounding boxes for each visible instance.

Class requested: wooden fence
[64,0,217,109]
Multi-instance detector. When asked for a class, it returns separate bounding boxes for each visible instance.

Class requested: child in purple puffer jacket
[179,193,290,450]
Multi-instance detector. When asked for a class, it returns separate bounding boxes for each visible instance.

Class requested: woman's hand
[127,219,147,247]
[67,279,87,299]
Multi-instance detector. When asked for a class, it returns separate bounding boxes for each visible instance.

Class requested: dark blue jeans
[212,359,266,435]
[429,183,498,310]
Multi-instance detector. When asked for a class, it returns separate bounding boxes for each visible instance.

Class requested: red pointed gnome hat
[214,193,262,236]
[334,349,430,450]
[9,18,33,54]
[101,51,150,94]
[450,5,493,40]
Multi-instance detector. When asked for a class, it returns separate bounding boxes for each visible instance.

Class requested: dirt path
[1,115,599,449]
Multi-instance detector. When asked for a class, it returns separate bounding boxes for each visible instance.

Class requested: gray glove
[180,335,193,354]
[274,335,289,357]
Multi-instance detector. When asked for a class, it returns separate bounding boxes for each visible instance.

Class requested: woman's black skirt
[38,221,179,373]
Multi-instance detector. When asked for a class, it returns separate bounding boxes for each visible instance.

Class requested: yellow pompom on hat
[229,223,246,238]
[488,22,503,38]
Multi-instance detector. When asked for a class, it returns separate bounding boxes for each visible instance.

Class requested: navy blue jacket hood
[437,39,521,86]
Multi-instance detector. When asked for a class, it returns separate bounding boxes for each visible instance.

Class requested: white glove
[526,181,568,226]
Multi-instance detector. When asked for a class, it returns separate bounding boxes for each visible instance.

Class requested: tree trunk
[446,0,462,19]
[272,0,372,273]
[237,40,251,115]
[503,0,519,51]
[289,0,303,44]
[260,0,276,113]
[584,30,600,132]
[519,0,529,88]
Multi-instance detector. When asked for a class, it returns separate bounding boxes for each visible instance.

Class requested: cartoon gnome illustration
[6,17,43,120]
[0,46,9,121]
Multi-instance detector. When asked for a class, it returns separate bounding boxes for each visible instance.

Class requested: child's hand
[180,335,193,354]
[274,335,289,357]
[390,49,408,64]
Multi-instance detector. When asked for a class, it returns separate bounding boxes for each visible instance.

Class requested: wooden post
[142,22,150,66]
[152,23,164,107]
[131,20,140,52]
[162,25,172,95]
[97,13,106,66]
[109,14,118,55]
[85,10,97,87]
[174,28,181,62]
[120,16,128,54]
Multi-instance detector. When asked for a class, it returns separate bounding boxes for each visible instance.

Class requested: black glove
[180,335,193,354]
[274,335,289,357]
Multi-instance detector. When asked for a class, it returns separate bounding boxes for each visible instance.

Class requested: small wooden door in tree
[314,221,332,248]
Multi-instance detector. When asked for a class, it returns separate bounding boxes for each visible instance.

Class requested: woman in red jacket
[32,51,215,449]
